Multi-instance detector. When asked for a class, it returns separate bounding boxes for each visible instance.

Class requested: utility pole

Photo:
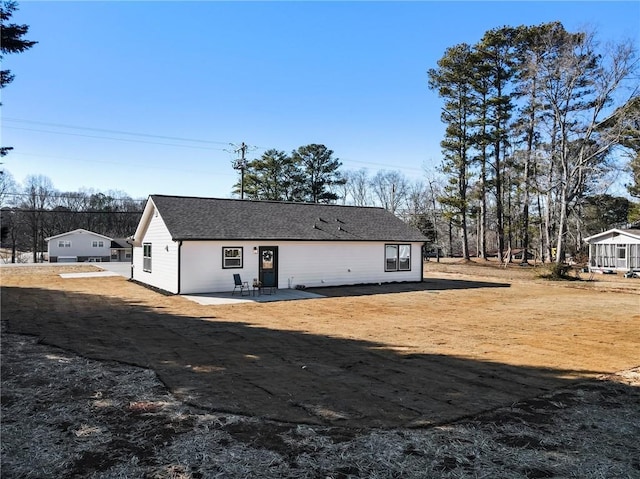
[428,179,440,263]
[233,142,248,199]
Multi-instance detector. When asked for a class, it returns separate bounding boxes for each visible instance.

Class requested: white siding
[180,241,260,294]
[179,240,423,294]
[279,241,422,289]
[47,230,111,259]
[132,209,179,293]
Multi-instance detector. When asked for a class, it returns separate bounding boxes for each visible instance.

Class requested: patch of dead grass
[2,325,639,478]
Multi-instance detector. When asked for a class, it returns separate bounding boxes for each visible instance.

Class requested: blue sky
[3,1,639,200]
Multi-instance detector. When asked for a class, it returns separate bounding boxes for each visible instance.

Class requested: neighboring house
[46,229,113,263]
[110,238,133,262]
[131,195,428,294]
[584,228,640,273]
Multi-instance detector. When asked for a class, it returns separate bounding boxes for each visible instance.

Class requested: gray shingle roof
[110,239,132,249]
[150,195,428,242]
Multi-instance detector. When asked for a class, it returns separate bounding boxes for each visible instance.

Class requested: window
[58,240,71,248]
[223,247,243,269]
[385,244,411,272]
[617,245,626,259]
[92,240,104,248]
[143,243,152,272]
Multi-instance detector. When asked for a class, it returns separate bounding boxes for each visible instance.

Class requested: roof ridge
[150,194,385,210]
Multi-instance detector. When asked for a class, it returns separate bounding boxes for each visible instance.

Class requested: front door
[259,246,278,288]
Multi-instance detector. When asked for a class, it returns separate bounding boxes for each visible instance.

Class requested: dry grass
[2,260,639,478]
[2,328,639,478]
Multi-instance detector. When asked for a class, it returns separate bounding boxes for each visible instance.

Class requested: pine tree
[1,1,37,157]
[428,43,476,260]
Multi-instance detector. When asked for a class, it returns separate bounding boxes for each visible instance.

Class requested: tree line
[0,173,144,263]
[233,144,346,203]
[233,149,635,263]
[427,22,638,263]
[338,168,633,261]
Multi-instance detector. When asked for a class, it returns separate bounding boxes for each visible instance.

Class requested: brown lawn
[1,260,638,428]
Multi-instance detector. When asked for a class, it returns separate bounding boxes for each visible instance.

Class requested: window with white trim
[92,240,104,248]
[58,240,71,248]
[222,247,243,269]
[143,243,152,272]
[385,244,411,272]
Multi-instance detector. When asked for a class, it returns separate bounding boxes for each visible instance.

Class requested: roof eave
[584,228,640,243]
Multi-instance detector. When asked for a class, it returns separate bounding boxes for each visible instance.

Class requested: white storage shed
[584,228,640,273]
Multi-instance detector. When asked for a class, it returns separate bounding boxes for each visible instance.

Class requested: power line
[341,159,426,173]
[3,117,233,146]
[3,152,238,178]
[4,126,232,151]
[4,117,427,176]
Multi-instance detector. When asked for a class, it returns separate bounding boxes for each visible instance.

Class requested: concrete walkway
[95,262,132,278]
[183,288,324,305]
[57,263,131,279]
[60,270,122,279]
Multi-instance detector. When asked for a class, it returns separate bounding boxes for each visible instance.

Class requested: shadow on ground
[0,284,609,429]
[307,278,510,298]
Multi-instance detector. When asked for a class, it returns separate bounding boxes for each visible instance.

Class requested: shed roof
[140,195,428,243]
[584,228,640,243]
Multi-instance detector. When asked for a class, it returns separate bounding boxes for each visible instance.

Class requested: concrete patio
[182,288,325,305]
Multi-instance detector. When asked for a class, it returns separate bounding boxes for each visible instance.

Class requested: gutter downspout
[177,240,182,294]
[126,239,134,280]
[421,242,426,282]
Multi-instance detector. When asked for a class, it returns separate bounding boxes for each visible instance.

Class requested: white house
[131,195,428,294]
[46,229,114,263]
[584,228,640,273]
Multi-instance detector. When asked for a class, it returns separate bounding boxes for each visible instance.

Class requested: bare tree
[370,170,409,214]
[21,175,56,262]
[343,169,372,206]
[537,32,637,261]
[0,170,17,207]
[404,180,437,256]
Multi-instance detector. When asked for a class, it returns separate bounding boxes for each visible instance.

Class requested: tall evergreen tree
[475,27,518,261]
[1,1,37,157]
[468,47,492,259]
[511,22,571,263]
[237,149,303,201]
[291,144,345,203]
[428,43,476,260]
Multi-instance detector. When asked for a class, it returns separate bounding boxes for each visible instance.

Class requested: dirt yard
[2,260,639,478]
